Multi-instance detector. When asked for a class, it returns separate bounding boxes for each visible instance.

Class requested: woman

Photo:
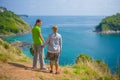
[44,25,62,74]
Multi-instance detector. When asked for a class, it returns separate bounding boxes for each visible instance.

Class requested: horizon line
[19,14,108,17]
[18,13,120,16]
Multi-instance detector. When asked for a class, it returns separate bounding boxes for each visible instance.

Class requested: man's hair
[52,25,58,32]
[35,19,42,24]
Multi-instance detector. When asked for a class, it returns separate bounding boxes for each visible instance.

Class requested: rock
[96,30,120,34]
[0,34,16,39]
[0,35,5,38]
[11,41,31,48]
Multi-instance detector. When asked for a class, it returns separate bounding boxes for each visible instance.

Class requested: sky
[0,0,120,16]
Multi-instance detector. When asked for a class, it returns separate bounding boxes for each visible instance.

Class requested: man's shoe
[40,68,48,71]
[31,67,39,71]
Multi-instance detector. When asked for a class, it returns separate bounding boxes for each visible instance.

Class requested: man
[44,25,62,74]
[32,19,47,70]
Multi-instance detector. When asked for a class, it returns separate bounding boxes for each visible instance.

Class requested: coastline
[94,30,120,34]
[0,29,31,39]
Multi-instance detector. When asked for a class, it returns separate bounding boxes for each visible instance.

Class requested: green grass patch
[0,39,31,63]
[0,53,8,63]
[0,9,31,34]
[60,77,70,80]
[0,75,10,79]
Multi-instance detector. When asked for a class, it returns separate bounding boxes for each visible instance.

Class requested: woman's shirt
[44,33,62,53]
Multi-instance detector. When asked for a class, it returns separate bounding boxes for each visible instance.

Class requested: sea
[3,16,120,73]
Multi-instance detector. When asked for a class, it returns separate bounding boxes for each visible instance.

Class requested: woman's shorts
[46,52,60,61]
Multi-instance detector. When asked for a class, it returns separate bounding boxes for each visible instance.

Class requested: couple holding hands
[32,19,62,74]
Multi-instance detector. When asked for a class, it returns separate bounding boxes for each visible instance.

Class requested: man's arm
[43,35,50,47]
[38,33,45,43]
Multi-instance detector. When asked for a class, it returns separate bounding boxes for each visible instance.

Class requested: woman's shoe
[55,71,60,74]
[50,70,53,73]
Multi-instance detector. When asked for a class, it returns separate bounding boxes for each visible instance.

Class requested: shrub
[76,54,92,64]
[0,53,8,63]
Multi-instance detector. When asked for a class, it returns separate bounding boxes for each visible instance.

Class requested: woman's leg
[50,61,53,71]
[55,53,60,73]
[55,61,59,73]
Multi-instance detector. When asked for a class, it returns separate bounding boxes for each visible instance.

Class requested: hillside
[0,7,31,36]
[0,39,119,80]
[95,13,120,34]
[0,39,30,63]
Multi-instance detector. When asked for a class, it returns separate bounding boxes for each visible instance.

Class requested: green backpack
[30,45,34,56]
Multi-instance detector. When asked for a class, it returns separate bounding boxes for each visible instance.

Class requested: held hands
[41,45,44,48]
[41,44,45,48]
[41,42,45,48]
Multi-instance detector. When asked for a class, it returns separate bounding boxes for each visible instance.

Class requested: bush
[75,54,92,64]
[0,39,31,63]
[0,54,8,63]
[0,8,31,34]
[95,13,120,32]
[4,43,10,49]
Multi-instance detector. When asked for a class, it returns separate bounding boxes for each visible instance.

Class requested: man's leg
[39,45,45,69]
[33,46,38,68]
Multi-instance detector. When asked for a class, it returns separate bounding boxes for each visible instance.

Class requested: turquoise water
[4,16,120,73]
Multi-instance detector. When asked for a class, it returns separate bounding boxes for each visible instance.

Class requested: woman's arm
[59,36,62,53]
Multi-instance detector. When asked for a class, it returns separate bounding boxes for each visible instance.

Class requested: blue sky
[0,0,120,16]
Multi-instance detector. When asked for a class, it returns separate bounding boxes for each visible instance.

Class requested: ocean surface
[3,16,120,73]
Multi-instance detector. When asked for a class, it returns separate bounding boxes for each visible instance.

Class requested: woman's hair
[35,19,42,25]
[52,25,58,32]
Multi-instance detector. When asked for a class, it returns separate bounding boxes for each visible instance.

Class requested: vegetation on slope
[0,39,119,80]
[0,39,30,63]
[35,54,119,80]
[0,7,31,35]
[95,13,120,32]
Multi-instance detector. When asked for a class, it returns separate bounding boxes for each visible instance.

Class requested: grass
[58,54,119,80]
[0,39,119,80]
[35,61,119,80]
[0,39,31,63]
[0,53,8,63]
[0,75,11,80]
[60,78,70,80]
[63,69,69,74]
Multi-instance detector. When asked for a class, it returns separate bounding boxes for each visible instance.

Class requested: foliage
[0,39,31,63]
[95,13,120,32]
[0,9,31,34]
[75,54,92,64]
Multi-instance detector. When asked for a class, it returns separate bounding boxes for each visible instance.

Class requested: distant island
[95,13,120,34]
[18,15,29,17]
[0,7,31,38]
